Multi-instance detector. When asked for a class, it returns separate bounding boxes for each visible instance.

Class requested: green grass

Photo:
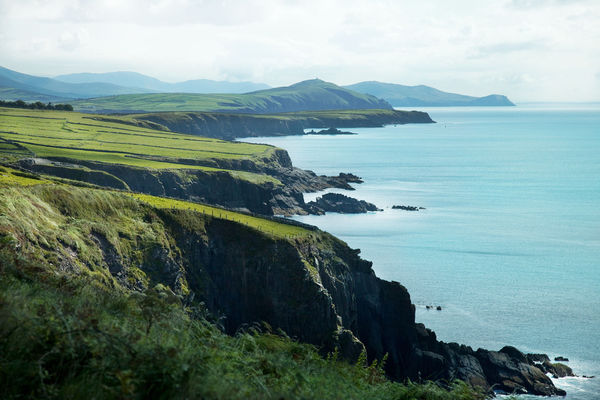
[0,166,51,186]
[71,79,389,114]
[129,193,309,239]
[0,168,305,240]
[0,107,282,185]
[0,178,485,400]
[0,262,484,400]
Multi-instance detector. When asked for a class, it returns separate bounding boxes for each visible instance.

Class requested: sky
[1,0,599,102]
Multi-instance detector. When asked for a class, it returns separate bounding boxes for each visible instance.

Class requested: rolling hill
[55,71,270,93]
[71,79,393,114]
[0,66,269,102]
[344,81,515,106]
[0,66,152,100]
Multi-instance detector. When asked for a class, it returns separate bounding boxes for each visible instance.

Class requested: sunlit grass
[0,108,282,185]
[129,193,308,239]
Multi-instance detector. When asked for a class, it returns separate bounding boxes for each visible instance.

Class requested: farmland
[0,107,281,184]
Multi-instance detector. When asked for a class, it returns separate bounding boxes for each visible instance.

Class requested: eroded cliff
[0,183,566,396]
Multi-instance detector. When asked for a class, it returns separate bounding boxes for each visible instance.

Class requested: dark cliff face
[17,148,360,216]
[5,185,566,397]
[127,110,434,141]
[142,210,564,396]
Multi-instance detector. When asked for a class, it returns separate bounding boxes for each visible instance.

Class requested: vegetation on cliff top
[0,174,485,400]
[0,107,282,184]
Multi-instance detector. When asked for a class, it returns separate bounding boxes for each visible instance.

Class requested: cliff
[17,151,359,216]
[125,109,434,140]
[0,181,566,397]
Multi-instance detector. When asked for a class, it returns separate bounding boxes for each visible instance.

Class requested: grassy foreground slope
[72,79,392,114]
[0,107,280,184]
[0,170,484,400]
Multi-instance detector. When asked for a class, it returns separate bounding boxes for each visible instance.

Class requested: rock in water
[307,193,381,214]
[392,205,422,211]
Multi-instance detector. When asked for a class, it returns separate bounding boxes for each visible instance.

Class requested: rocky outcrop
[306,127,356,135]
[16,154,365,216]
[307,193,381,214]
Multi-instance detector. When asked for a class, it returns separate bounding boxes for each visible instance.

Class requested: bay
[242,104,600,398]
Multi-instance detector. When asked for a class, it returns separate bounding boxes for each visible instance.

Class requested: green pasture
[0,108,280,184]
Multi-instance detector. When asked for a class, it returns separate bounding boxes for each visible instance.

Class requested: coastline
[240,104,600,398]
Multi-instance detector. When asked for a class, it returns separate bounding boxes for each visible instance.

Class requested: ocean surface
[242,104,600,399]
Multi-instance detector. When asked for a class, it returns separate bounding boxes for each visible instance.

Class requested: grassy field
[0,107,281,184]
[129,193,309,239]
[71,79,390,114]
[0,165,306,239]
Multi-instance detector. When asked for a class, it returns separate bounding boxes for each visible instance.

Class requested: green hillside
[0,107,280,184]
[71,79,392,114]
[344,81,515,107]
[0,66,151,100]
[0,171,483,400]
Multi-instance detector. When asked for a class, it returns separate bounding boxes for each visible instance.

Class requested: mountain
[0,66,270,102]
[55,71,270,93]
[0,66,151,100]
[72,79,394,114]
[344,81,515,107]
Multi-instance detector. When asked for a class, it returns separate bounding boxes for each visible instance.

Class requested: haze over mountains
[55,71,270,94]
[344,81,515,107]
[0,66,514,109]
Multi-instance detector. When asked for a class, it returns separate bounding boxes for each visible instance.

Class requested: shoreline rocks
[306,192,381,214]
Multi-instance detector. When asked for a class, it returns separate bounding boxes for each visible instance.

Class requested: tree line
[0,99,73,111]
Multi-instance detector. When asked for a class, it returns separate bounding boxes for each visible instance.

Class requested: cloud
[0,0,599,101]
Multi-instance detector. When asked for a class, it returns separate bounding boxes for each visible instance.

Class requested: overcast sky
[1,0,599,102]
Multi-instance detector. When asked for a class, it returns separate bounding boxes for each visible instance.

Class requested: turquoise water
[242,105,600,398]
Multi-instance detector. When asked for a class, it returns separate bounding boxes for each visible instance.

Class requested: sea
[241,104,600,399]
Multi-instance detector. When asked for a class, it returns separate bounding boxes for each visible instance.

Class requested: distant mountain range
[344,81,515,106]
[54,71,270,94]
[0,66,270,102]
[0,66,514,110]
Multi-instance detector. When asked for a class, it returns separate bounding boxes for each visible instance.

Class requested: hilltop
[344,81,515,107]
[0,66,269,101]
[71,79,393,114]
[0,66,152,101]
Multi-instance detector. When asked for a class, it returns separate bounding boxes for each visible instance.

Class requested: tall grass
[0,247,486,400]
